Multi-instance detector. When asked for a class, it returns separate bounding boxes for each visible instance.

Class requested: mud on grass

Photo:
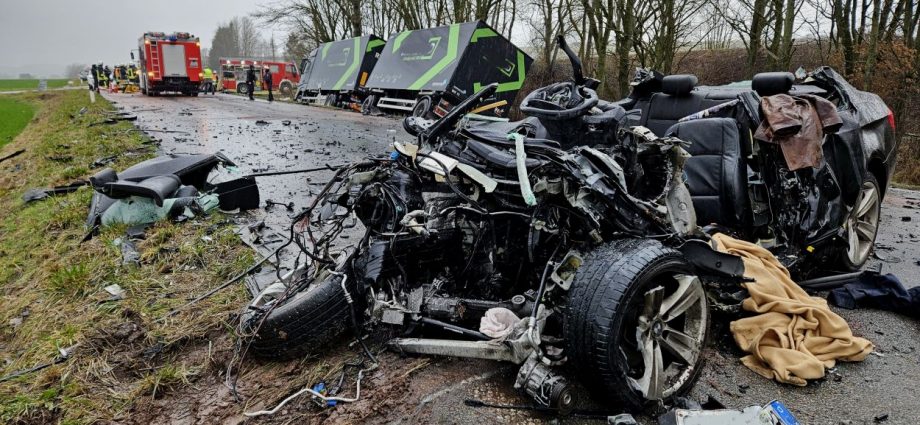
[0,90,256,423]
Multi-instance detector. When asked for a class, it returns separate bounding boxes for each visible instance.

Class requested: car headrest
[661,75,698,96]
[752,72,794,96]
[90,168,118,188]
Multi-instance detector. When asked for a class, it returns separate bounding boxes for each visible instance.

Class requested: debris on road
[104,283,126,300]
[84,153,259,233]
[0,148,26,164]
[658,399,800,425]
[828,272,920,318]
[22,180,89,203]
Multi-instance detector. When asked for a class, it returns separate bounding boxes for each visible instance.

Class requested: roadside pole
[89,87,95,103]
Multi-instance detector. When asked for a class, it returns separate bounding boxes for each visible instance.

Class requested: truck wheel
[361,96,376,115]
[412,95,433,118]
[834,174,881,271]
[279,81,294,98]
[565,239,709,411]
[237,84,249,95]
[244,272,361,360]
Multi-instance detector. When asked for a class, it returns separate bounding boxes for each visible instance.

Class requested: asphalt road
[105,92,920,425]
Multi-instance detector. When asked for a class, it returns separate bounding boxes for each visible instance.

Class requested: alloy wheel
[844,179,881,266]
[626,274,708,400]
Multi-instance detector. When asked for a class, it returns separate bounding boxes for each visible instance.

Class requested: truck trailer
[137,32,203,96]
[294,35,386,106]
[364,21,532,117]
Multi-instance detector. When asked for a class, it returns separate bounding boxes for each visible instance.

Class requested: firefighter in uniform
[263,66,274,102]
[91,64,101,92]
[202,67,215,95]
[245,65,256,101]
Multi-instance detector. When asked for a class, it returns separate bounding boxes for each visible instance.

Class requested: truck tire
[279,81,294,98]
[237,84,249,95]
[245,272,361,360]
[412,95,433,118]
[361,96,376,115]
[832,174,881,271]
[564,239,709,411]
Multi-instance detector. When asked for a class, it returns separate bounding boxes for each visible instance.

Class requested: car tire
[412,95,433,118]
[246,272,361,360]
[834,174,882,271]
[565,238,709,411]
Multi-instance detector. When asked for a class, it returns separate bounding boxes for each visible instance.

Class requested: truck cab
[138,32,203,96]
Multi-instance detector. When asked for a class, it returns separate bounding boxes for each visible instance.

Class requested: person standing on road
[202,67,215,95]
[246,65,256,101]
[263,67,274,102]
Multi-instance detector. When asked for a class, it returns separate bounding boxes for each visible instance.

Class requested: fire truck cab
[137,32,203,96]
[219,58,299,98]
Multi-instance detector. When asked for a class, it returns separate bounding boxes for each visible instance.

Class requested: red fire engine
[137,32,203,96]
[218,58,299,98]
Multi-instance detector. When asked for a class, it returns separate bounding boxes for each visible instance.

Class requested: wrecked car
[619,64,896,273]
[240,36,897,414]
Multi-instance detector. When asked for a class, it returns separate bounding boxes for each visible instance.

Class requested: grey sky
[0,0,279,77]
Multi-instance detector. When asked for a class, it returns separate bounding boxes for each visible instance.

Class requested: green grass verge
[0,79,72,92]
[0,90,252,423]
[0,97,35,148]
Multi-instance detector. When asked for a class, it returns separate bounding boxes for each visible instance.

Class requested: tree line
[238,0,918,100]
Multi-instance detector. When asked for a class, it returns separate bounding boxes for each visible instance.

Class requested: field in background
[0,79,72,92]
[0,97,35,148]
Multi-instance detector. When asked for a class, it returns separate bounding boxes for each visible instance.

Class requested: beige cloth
[712,233,873,386]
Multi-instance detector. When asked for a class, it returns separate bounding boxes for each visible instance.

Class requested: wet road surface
[105,92,920,424]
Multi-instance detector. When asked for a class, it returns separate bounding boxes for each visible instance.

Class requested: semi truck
[219,58,300,98]
[293,35,386,107]
[136,32,203,96]
[364,21,532,117]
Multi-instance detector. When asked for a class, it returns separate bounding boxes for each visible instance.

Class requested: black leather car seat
[751,72,794,97]
[665,118,748,227]
[640,75,703,136]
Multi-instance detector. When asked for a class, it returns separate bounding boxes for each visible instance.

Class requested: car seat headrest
[752,72,794,97]
[661,75,698,96]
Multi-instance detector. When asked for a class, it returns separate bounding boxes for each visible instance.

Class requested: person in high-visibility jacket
[127,65,139,84]
[202,67,215,95]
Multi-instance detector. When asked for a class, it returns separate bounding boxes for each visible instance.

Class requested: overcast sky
[0,0,280,77]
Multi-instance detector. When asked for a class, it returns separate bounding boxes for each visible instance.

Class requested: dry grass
[0,90,256,423]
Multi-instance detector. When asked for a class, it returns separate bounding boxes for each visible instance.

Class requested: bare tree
[236,17,262,57]
[527,0,574,64]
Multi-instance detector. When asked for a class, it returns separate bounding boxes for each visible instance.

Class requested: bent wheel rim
[845,180,880,266]
[624,274,707,401]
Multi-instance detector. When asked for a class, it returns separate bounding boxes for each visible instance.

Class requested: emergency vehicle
[218,58,299,98]
[136,32,203,96]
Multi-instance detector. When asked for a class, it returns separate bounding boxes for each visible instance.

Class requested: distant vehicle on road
[218,58,299,98]
[136,32,203,96]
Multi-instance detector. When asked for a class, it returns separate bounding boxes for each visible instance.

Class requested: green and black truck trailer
[364,20,533,118]
[294,35,386,106]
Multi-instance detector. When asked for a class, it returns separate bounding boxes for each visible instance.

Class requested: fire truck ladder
[149,41,160,79]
